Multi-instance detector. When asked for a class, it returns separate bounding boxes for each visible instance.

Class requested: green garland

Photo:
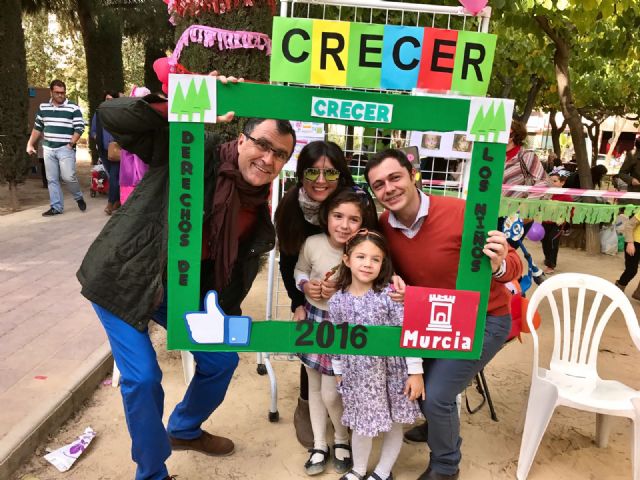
[498,197,640,224]
[351,174,640,224]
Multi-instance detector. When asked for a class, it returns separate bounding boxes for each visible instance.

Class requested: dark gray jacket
[77,97,275,331]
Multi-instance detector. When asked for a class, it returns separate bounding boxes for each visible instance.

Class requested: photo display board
[166,17,513,360]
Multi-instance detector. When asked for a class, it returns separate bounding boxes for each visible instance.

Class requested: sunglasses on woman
[303,167,341,182]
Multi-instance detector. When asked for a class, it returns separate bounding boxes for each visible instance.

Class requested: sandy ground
[9,172,640,480]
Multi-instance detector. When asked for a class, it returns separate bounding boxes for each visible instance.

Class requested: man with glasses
[77,75,296,480]
[26,79,87,216]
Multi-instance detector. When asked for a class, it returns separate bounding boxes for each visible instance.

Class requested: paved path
[0,192,112,479]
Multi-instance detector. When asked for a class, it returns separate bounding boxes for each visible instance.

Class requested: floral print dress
[329,287,422,437]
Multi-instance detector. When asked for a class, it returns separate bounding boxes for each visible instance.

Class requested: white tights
[349,422,403,480]
[305,366,350,462]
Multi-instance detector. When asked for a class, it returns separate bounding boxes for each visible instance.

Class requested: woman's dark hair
[510,119,528,146]
[275,141,355,255]
[591,164,608,188]
[318,186,378,234]
[334,230,394,293]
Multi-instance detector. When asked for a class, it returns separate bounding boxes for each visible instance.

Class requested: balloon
[161,82,168,95]
[458,0,489,15]
[153,57,170,84]
[526,222,545,242]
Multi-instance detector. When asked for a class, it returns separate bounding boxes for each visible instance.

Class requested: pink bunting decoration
[171,25,272,66]
[458,0,488,15]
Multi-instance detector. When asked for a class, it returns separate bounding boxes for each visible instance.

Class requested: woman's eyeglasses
[303,167,341,182]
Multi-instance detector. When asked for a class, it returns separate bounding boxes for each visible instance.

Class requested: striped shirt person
[26,79,87,216]
[34,98,84,148]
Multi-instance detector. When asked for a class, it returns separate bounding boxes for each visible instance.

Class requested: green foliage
[1,0,30,188]
[122,36,146,91]
[175,3,274,140]
[23,11,88,104]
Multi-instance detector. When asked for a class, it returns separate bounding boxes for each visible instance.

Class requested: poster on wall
[284,121,325,172]
[409,130,474,160]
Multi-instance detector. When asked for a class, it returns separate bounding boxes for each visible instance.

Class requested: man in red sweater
[365,149,521,480]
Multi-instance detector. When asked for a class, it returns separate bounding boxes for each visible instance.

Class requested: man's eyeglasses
[303,167,341,182]
[244,133,290,163]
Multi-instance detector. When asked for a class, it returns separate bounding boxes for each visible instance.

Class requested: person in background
[118,86,152,205]
[541,168,573,274]
[615,212,640,301]
[563,164,608,190]
[500,119,548,245]
[274,141,357,449]
[26,79,86,216]
[617,134,640,204]
[90,90,121,214]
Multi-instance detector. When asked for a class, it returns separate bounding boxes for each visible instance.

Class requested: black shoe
[417,467,459,480]
[42,208,62,217]
[77,198,87,211]
[333,443,353,474]
[404,422,428,443]
[304,447,329,475]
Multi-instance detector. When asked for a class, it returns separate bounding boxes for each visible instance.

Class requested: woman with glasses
[274,140,357,449]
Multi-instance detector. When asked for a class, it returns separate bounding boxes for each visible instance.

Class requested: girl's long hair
[275,141,355,255]
[334,231,394,293]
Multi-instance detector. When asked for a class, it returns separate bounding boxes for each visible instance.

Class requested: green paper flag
[451,31,496,96]
[347,22,384,89]
[270,17,313,84]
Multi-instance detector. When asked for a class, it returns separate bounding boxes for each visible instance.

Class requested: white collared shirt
[386,190,430,239]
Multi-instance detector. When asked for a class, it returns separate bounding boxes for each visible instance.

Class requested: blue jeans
[101,157,121,204]
[420,314,511,475]
[92,296,239,480]
[43,145,83,212]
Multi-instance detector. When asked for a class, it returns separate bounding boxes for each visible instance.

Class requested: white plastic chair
[111,352,195,387]
[517,273,640,480]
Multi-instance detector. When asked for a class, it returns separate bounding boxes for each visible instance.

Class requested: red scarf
[209,140,270,291]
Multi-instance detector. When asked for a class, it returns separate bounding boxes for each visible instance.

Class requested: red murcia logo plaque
[401,286,481,352]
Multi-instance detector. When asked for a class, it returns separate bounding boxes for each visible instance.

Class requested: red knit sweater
[379,195,521,316]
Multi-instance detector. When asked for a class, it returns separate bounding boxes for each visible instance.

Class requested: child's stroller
[90,163,109,197]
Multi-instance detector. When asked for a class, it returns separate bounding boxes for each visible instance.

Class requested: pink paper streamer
[171,25,272,65]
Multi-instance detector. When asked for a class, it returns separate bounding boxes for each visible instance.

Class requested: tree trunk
[77,2,125,162]
[548,109,565,158]
[0,0,30,211]
[581,115,601,167]
[144,40,165,94]
[535,15,599,254]
[519,75,543,124]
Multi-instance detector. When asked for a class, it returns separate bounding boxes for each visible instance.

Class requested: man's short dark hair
[50,79,66,91]
[243,118,297,154]
[364,148,413,184]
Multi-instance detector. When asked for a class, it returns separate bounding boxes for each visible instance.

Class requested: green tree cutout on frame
[171,81,188,119]
[471,101,507,142]
[193,79,211,121]
[172,78,211,122]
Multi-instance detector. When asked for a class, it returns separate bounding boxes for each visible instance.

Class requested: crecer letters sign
[270,17,497,96]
